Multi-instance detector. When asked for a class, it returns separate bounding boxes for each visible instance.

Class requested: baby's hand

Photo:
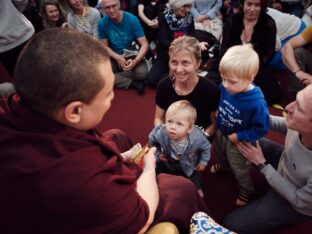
[195,163,206,172]
[228,133,238,143]
[159,153,168,161]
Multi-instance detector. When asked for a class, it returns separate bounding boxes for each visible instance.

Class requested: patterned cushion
[190,212,236,234]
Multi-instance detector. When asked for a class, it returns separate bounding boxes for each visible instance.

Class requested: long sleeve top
[217,84,270,142]
[67,7,101,38]
[261,116,312,217]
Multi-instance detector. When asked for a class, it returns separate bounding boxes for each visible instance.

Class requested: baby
[149,100,211,197]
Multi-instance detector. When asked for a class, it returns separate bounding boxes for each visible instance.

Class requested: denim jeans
[223,138,312,233]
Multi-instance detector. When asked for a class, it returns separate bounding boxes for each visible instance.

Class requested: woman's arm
[154,105,165,126]
[136,147,159,234]
[205,111,217,136]
[282,34,308,73]
[138,4,153,25]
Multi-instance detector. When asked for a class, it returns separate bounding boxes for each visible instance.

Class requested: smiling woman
[40,0,67,28]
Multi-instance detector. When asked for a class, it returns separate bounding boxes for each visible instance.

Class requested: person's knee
[223,211,246,233]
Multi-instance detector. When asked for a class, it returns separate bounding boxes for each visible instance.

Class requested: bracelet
[293,69,301,75]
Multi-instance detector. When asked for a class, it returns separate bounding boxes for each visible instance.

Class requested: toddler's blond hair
[219,44,259,81]
[166,100,197,127]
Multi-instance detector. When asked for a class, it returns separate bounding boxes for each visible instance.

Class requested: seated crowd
[0,0,312,233]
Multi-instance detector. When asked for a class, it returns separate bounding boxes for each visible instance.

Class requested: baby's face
[165,112,192,141]
[221,74,252,94]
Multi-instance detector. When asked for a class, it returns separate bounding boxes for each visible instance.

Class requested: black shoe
[130,80,145,95]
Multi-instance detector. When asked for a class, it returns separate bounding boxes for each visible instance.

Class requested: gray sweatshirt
[0,0,34,53]
[262,116,312,217]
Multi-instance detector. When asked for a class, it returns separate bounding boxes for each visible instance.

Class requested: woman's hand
[236,141,266,165]
[199,42,208,51]
[228,133,238,143]
[61,22,68,28]
[148,19,158,29]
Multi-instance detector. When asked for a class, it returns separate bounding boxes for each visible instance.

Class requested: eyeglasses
[103,3,119,11]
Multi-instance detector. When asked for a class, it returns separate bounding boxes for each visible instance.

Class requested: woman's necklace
[75,6,86,28]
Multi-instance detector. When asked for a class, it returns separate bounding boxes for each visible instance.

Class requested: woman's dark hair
[241,0,269,13]
[40,0,66,28]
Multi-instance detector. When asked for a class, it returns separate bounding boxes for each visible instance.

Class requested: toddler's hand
[228,133,238,143]
[159,153,168,161]
[195,163,206,172]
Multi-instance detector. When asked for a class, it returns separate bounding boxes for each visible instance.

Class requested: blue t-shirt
[217,84,270,142]
[98,11,145,55]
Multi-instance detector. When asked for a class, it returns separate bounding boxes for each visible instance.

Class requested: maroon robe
[0,95,208,233]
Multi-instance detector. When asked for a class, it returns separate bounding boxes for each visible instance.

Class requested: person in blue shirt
[149,100,211,198]
[98,0,149,94]
[211,44,270,206]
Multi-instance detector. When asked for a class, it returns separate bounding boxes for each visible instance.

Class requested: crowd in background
[1,0,311,100]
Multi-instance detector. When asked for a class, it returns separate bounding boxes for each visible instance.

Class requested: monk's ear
[63,101,83,124]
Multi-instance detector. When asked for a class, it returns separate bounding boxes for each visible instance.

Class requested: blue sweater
[217,84,270,142]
